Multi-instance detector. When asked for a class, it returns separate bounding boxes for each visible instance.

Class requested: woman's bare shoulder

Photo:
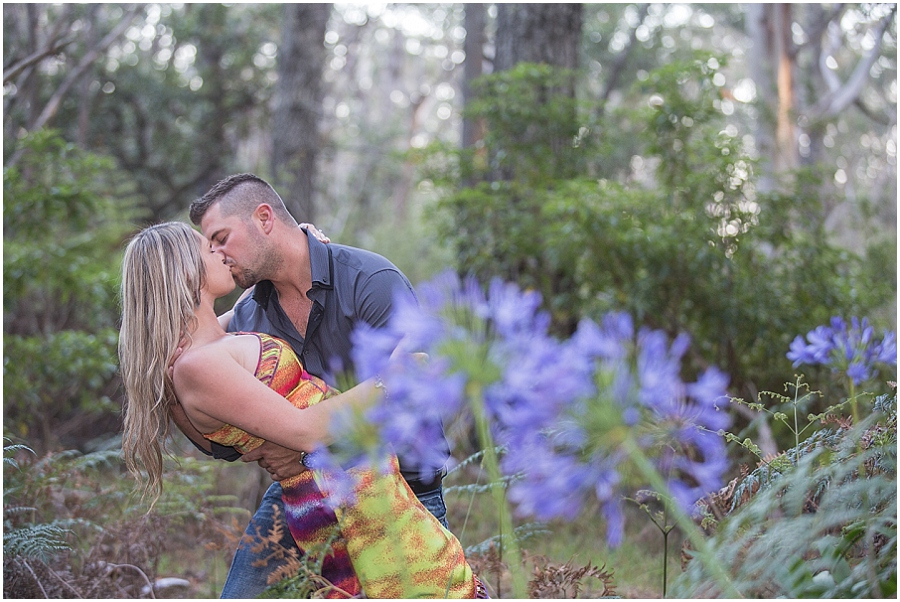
[174,334,260,384]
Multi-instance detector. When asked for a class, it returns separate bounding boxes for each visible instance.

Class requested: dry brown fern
[466,543,507,598]
[526,553,616,599]
[238,503,304,584]
[241,504,354,598]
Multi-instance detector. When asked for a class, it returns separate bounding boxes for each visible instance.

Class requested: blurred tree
[746,4,897,193]
[91,3,281,220]
[272,3,330,222]
[492,4,582,181]
[3,4,283,221]
[313,4,468,242]
[461,3,485,189]
[495,3,582,73]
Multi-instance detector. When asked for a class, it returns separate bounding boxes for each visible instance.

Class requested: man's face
[200,203,269,289]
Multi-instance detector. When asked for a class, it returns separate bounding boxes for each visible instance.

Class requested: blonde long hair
[119,222,206,504]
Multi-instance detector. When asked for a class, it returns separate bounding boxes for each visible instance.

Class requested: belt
[405,468,445,495]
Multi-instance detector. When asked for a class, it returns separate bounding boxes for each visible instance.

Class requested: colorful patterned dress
[203,332,483,598]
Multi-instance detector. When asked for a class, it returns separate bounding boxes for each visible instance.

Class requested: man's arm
[171,397,298,473]
[173,338,389,481]
[357,268,417,329]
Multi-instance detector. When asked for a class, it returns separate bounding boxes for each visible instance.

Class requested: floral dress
[203,332,484,598]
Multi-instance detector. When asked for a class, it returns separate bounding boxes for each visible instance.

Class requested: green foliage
[4,330,120,441]
[3,522,72,562]
[464,522,552,558]
[677,390,897,598]
[427,57,891,407]
[87,4,283,219]
[3,130,136,450]
[3,440,73,564]
[4,130,132,330]
[464,63,588,184]
[257,524,346,599]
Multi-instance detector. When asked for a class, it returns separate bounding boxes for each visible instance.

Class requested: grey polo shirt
[215,232,448,489]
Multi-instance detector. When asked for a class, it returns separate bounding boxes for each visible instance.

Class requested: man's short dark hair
[190,173,296,226]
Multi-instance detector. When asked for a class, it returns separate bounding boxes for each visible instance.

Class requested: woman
[119,222,485,599]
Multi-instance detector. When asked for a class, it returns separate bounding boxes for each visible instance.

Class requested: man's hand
[242,440,308,481]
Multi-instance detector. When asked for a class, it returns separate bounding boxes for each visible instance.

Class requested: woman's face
[195,231,235,298]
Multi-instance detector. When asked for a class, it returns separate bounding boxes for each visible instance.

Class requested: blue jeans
[220,482,449,598]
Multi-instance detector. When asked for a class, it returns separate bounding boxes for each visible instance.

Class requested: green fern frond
[3,439,35,470]
[3,522,71,561]
[465,522,550,556]
[69,449,121,472]
[447,445,507,476]
[445,473,519,496]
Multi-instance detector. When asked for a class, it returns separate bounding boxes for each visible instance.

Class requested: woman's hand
[300,223,330,244]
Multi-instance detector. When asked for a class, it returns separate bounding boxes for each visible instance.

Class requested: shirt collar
[250,229,333,309]
[306,231,334,290]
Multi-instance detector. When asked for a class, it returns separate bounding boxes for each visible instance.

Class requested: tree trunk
[745,4,777,194]
[494,3,582,75]
[272,3,330,223]
[492,3,582,182]
[772,4,798,176]
[745,4,799,192]
[462,4,486,149]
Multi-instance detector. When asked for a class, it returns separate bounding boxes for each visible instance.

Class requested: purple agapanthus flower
[348,272,731,547]
[787,316,897,385]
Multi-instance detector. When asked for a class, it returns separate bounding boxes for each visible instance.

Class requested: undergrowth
[2,440,249,599]
[674,388,897,598]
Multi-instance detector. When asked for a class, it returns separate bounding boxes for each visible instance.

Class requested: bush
[424,58,893,433]
[3,130,139,450]
[675,391,897,598]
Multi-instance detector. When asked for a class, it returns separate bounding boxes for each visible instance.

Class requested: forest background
[3,3,897,598]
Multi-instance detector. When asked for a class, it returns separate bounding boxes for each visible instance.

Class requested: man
[171,173,450,598]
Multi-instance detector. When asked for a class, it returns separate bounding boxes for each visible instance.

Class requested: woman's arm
[173,344,380,452]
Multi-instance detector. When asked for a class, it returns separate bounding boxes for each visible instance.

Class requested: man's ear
[254,204,276,234]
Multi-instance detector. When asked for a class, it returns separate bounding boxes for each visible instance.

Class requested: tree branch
[20,559,50,598]
[3,36,78,84]
[853,96,895,126]
[812,6,896,118]
[804,3,846,53]
[818,20,843,93]
[106,562,156,599]
[30,4,144,132]
[6,5,144,169]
